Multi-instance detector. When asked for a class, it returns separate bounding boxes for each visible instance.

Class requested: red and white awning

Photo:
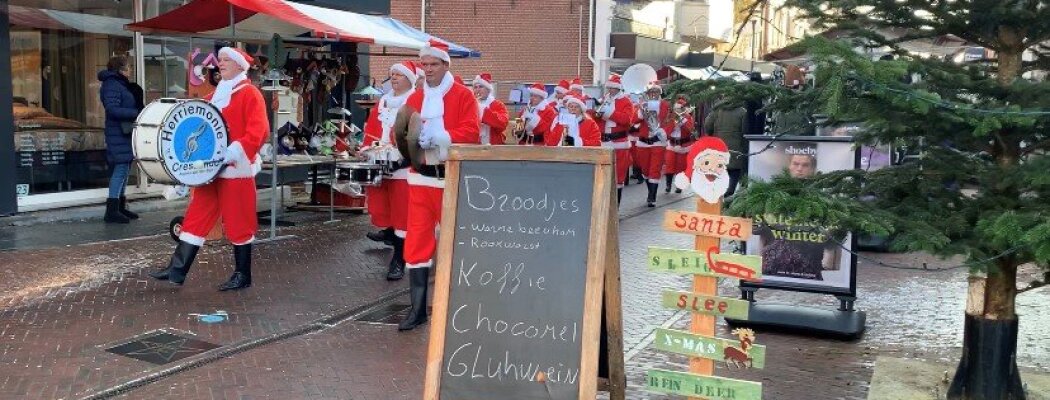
[127,0,477,56]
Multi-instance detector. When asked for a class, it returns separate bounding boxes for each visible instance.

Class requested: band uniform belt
[669,138,693,146]
[601,132,629,142]
[417,164,446,178]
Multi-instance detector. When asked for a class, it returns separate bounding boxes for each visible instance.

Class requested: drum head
[158,99,230,186]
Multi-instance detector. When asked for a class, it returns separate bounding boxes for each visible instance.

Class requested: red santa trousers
[663,141,693,176]
[633,145,665,183]
[179,178,257,246]
[404,173,444,269]
[603,139,632,188]
[365,178,409,238]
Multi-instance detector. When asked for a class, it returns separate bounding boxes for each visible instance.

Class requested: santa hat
[555,79,571,94]
[474,73,494,91]
[218,47,253,72]
[563,93,588,110]
[413,62,425,81]
[675,136,730,190]
[527,82,547,98]
[570,77,584,91]
[646,81,663,93]
[454,75,464,85]
[390,61,417,80]
[419,39,451,63]
[606,74,622,90]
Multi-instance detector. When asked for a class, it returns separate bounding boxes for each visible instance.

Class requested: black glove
[564,136,575,146]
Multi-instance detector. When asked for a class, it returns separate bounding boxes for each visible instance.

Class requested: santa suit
[179,77,268,246]
[479,96,509,145]
[363,88,414,238]
[595,94,635,187]
[518,101,556,146]
[551,116,602,147]
[404,72,480,269]
[663,113,695,176]
[635,99,672,183]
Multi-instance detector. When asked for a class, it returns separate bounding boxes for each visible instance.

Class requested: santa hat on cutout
[606,74,622,90]
[674,136,730,190]
[646,80,663,93]
[571,77,584,91]
[390,61,417,80]
[555,79,571,94]
[474,73,495,91]
[563,93,588,110]
[419,39,451,63]
[218,47,253,72]
[527,82,547,98]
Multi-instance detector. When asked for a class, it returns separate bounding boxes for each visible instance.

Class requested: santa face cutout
[673,137,733,204]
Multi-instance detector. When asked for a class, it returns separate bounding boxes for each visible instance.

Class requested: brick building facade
[368,0,596,99]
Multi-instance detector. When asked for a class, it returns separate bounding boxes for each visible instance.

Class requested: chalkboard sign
[425,146,624,400]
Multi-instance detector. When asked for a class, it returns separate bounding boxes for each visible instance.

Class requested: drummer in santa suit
[473,73,509,145]
[634,81,672,207]
[663,97,695,194]
[149,47,267,291]
[518,82,556,146]
[551,93,601,147]
[400,40,480,331]
[593,73,635,203]
[361,60,417,281]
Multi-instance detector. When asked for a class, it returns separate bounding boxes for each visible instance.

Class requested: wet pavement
[0,182,1047,399]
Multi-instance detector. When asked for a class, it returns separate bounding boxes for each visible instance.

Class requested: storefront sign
[15,184,29,198]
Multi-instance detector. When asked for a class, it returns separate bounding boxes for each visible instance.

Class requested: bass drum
[133,98,230,186]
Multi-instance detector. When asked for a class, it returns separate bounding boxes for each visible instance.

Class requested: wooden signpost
[646,137,765,399]
[423,146,625,400]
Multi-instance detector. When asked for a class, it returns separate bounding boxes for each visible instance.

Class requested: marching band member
[149,47,267,291]
[473,73,509,145]
[551,94,601,147]
[569,77,585,95]
[400,40,480,331]
[546,79,573,132]
[518,82,556,146]
[635,82,672,207]
[362,61,417,280]
[594,73,635,203]
[664,97,695,194]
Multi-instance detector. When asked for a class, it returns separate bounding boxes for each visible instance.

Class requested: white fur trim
[606,82,622,89]
[564,96,587,110]
[390,63,415,80]
[648,178,662,184]
[389,168,409,180]
[528,87,547,97]
[179,233,206,247]
[571,83,585,91]
[673,172,690,190]
[602,140,632,150]
[394,229,407,239]
[406,261,433,269]
[473,75,493,91]
[220,141,261,179]
[555,86,569,94]
[218,47,250,71]
[232,236,255,246]
[408,171,446,189]
[419,46,451,63]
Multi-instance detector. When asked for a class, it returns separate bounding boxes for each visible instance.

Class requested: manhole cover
[105,330,220,365]
[356,303,411,324]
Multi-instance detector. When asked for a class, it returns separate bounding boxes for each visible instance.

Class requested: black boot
[398,267,430,331]
[219,244,253,291]
[646,182,658,207]
[634,167,645,184]
[366,227,394,245]
[150,241,199,285]
[664,174,673,193]
[104,198,130,224]
[119,196,139,220]
[386,237,406,281]
[617,188,623,205]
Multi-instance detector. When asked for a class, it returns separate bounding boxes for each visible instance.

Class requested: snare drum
[337,162,384,187]
[365,146,402,175]
[133,98,229,186]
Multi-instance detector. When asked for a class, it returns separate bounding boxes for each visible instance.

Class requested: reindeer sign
[645,137,764,400]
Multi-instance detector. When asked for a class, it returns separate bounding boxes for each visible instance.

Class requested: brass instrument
[510,117,527,143]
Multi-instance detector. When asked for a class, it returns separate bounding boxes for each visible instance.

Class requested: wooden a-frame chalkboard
[423,146,625,400]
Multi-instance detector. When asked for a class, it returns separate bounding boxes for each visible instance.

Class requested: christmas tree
[668,1,1050,399]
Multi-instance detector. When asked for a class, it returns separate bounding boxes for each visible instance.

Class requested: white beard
[689,170,731,204]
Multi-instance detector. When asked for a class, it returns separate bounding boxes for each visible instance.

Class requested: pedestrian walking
[98,56,144,224]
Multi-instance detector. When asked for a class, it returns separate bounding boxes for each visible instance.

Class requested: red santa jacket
[404,80,481,149]
[667,114,695,152]
[479,99,509,145]
[551,117,601,147]
[636,99,674,147]
[518,102,556,145]
[206,80,268,179]
[596,95,634,136]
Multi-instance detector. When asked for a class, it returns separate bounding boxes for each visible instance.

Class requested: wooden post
[603,182,626,400]
[689,199,721,385]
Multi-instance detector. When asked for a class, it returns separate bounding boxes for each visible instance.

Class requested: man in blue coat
[98,56,144,223]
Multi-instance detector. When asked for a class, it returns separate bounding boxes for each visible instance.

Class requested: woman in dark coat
[98,56,145,223]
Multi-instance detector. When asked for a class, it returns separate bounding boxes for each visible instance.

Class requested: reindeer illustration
[724,328,756,369]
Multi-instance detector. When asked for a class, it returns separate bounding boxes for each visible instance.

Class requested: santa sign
[673,137,732,204]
